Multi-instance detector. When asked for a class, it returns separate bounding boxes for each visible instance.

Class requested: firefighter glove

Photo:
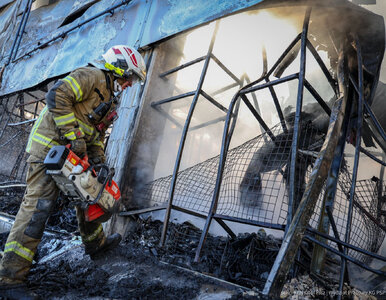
[70,139,87,157]
[89,155,106,165]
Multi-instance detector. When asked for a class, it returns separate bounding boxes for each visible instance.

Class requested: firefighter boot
[0,279,39,300]
[85,233,122,259]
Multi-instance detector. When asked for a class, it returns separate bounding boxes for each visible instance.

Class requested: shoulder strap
[103,71,113,98]
[94,88,104,101]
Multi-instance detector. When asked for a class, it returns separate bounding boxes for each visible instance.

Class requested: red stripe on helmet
[123,47,138,67]
[112,47,122,54]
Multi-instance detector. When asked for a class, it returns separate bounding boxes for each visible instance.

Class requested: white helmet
[96,45,147,84]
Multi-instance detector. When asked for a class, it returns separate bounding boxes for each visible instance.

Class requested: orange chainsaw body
[44,145,120,222]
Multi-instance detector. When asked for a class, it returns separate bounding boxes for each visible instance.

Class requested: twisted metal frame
[140,7,386,297]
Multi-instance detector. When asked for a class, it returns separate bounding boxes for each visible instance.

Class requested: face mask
[114,80,122,92]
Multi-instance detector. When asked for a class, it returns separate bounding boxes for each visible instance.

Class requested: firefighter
[0,45,147,299]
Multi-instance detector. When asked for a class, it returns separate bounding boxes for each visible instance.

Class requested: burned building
[0,0,385,298]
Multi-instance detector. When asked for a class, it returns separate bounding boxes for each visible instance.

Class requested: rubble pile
[125,218,281,289]
[0,194,382,299]
[27,241,206,299]
[45,195,77,233]
[0,185,24,216]
[0,230,244,299]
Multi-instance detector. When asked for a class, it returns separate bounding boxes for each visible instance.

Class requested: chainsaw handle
[89,164,112,205]
[80,155,90,171]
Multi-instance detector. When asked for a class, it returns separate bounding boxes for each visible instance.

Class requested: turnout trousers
[0,156,106,282]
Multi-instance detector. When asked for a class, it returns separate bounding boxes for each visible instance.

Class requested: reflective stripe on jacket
[26,67,114,159]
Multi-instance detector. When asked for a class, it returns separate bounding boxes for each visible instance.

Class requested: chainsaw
[43,145,121,222]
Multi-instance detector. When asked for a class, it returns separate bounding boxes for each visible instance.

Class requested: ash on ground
[0,225,248,299]
[0,186,25,216]
[0,190,383,299]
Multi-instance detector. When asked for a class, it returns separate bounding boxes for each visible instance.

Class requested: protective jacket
[0,67,117,283]
[26,66,115,160]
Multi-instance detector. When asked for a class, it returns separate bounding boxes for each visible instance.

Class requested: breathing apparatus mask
[114,80,122,93]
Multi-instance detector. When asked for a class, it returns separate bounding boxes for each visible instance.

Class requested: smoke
[125,6,336,208]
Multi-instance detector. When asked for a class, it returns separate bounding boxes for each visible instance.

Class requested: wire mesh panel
[138,150,219,213]
[306,172,386,262]
[161,220,281,289]
[220,117,325,224]
[137,118,323,223]
[0,93,38,182]
[135,116,386,262]
[337,176,386,262]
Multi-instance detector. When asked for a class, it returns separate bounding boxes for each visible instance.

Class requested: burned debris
[0,0,385,298]
[125,219,282,289]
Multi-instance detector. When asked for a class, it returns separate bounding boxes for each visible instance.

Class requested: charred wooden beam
[310,80,351,275]
[263,46,349,298]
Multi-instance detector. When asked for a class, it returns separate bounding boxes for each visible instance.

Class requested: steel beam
[266,78,287,133]
[241,94,276,142]
[214,214,285,231]
[14,0,133,62]
[338,38,364,299]
[306,235,386,278]
[160,21,220,246]
[210,54,242,85]
[240,73,299,95]
[159,56,206,78]
[307,227,386,263]
[288,7,311,230]
[119,204,168,216]
[211,82,240,97]
[200,90,228,114]
[306,40,338,94]
[11,0,33,62]
[151,106,183,129]
[190,116,226,131]
[194,51,271,262]
[304,79,331,116]
[6,0,33,65]
[151,91,196,107]
[359,147,386,166]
